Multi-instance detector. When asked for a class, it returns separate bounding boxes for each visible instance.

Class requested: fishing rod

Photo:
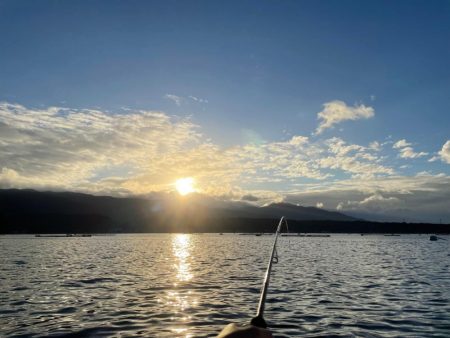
[250,216,288,329]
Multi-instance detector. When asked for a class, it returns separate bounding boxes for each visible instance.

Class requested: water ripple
[0,234,449,337]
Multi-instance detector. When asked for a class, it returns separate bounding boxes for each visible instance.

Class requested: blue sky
[0,0,449,221]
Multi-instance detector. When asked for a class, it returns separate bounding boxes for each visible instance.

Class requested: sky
[0,0,449,222]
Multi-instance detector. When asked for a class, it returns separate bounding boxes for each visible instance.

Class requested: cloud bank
[0,102,201,193]
[0,101,448,222]
[0,102,394,195]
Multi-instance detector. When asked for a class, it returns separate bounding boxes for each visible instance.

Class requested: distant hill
[1,189,448,234]
[0,189,152,233]
[255,202,355,221]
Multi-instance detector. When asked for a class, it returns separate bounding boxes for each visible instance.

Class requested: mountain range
[1,189,448,234]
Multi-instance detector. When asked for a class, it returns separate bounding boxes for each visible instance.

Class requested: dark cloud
[241,194,259,202]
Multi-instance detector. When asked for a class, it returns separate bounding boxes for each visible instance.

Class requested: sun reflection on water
[173,234,193,284]
[162,234,197,337]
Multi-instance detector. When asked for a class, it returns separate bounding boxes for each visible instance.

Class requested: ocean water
[1,234,449,337]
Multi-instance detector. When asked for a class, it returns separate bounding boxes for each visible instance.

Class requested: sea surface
[1,233,449,337]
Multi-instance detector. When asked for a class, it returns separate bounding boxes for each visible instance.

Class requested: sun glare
[175,177,195,196]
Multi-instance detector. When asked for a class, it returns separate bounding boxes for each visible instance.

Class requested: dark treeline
[1,214,449,234]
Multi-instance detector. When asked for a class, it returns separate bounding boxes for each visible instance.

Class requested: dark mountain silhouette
[1,189,449,234]
[256,202,354,221]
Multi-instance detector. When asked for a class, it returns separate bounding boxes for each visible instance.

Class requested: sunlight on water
[1,234,449,337]
[168,234,196,337]
[172,234,193,284]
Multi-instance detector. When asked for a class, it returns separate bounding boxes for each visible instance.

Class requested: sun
[175,177,196,196]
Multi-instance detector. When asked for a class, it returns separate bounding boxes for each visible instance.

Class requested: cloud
[317,137,393,178]
[164,94,208,106]
[241,194,259,202]
[337,193,401,213]
[284,173,450,222]
[164,94,183,106]
[236,135,391,181]
[0,101,447,222]
[289,136,309,146]
[188,95,208,104]
[369,141,382,151]
[393,139,411,149]
[315,100,374,135]
[438,140,450,164]
[392,139,428,158]
[393,139,428,158]
[0,102,395,195]
[398,147,428,159]
[0,102,201,192]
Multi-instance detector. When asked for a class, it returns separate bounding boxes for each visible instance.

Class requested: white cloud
[315,100,374,135]
[164,94,208,106]
[289,135,309,146]
[236,136,392,181]
[392,139,428,159]
[164,94,183,106]
[393,139,412,149]
[398,147,428,159]
[438,140,450,164]
[369,141,381,151]
[318,137,393,178]
[326,137,365,156]
[188,95,208,104]
[337,193,401,213]
[0,102,201,192]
